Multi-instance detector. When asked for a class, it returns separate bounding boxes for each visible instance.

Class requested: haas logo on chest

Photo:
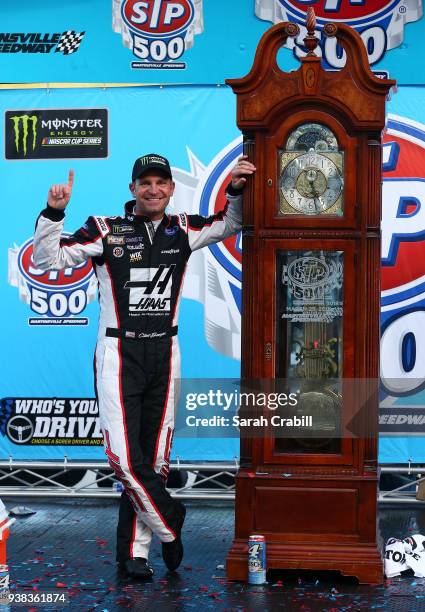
[125,264,175,313]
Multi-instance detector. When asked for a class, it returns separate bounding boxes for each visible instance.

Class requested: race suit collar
[124,200,168,226]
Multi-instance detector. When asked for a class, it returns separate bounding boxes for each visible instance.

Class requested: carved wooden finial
[304,7,319,56]
[306,6,316,33]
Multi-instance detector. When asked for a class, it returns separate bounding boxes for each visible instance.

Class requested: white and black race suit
[33,187,242,561]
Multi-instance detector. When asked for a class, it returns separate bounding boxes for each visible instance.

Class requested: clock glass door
[275,249,344,454]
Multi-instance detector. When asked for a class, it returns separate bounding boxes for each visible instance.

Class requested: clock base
[226,539,384,584]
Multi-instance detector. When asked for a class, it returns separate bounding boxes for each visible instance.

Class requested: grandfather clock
[226,11,395,584]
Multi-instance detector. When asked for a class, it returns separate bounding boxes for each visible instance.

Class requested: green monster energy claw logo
[10,114,38,156]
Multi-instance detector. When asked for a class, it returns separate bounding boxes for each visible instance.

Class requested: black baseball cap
[132,153,172,181]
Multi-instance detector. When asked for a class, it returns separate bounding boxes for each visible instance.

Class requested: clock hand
[310,185,320,212]
[305,171,321,211]
[306,171,317,211]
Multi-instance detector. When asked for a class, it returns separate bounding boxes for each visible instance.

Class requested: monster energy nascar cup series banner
[0,1,422,83]
[5,109,108,160]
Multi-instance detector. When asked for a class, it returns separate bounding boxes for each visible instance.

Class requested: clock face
[279,124,344,216]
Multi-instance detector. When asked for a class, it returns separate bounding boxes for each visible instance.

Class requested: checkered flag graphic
[55,30,85,55]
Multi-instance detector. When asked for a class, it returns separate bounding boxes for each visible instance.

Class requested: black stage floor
[6,498,425,611]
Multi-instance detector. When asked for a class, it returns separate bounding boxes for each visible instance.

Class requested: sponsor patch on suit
[125,236,144,243]
[107,235,125,245]
[113,224,135,234]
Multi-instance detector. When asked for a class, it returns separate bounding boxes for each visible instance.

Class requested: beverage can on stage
[248,535,266,584]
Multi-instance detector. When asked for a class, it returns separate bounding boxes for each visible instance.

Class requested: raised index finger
[68,169,74,188]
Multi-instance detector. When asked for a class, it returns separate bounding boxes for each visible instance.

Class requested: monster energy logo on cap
[132,153,172,181]
[10,114,38,156]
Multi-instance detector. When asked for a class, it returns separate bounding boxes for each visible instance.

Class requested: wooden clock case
[225,15,395,584]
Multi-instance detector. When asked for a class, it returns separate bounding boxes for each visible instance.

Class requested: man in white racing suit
[33,153,255,579]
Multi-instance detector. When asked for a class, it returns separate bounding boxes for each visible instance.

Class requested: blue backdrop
[1,0,425,464]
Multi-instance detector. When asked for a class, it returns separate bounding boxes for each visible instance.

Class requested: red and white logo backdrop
[255,0,423,68]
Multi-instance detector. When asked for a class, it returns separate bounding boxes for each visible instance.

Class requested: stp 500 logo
[113,0,203,69]
[380,116,425,397]
[8,236,97,325]
[173,138,243,360]
[255,0,422,68]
